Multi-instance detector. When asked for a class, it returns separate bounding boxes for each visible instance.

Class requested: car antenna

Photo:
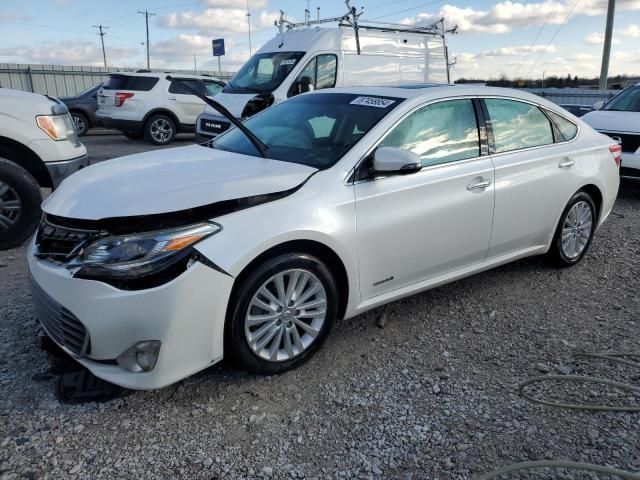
[165,76,268,158]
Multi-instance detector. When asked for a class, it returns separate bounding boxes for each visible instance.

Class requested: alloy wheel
[0,181,21,231]
[150,119,172,143]
[561,200,593,259]
[72,114,86,135]
[245,269,327,362]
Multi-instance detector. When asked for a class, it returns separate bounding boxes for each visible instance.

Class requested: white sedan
[28,85,620,390]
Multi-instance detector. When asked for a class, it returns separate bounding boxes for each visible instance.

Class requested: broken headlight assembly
[69,222,221,286]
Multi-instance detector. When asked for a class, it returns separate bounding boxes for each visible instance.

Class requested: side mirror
[298,76,314,94]
[373,147,422,174]
[593,100,605,110]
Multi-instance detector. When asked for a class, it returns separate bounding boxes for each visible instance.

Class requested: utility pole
[599,0,615,91]
[92,25,108,68]
[246,0,252,55]
[138,9,156,69]
[193,53,197,73]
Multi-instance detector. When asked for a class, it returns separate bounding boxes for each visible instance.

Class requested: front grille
[30,276,90,356]
[599,131,640,153]
[35,217,100,264]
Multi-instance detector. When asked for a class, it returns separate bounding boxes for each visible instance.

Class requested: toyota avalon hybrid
[28,85,620,390]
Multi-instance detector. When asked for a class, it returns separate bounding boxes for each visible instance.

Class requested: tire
[0,158,43,250]
[144,114,176,146]
[122,131,144,140]
[70,112,89,137]
[547,191,597,267]
[226,252,339,375]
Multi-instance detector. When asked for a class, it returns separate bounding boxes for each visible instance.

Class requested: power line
[512,6,556,78]
[138,9,156,69]
[92,24,109,68]
[524,0,581,79]
[366,0,446,21]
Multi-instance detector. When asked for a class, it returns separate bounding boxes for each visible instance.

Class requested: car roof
[315,85,558,106]
[108,71,222,81]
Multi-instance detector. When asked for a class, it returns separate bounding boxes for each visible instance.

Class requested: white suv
[96,72,225,145]
[582,83,640,179]
[0,88,88,250]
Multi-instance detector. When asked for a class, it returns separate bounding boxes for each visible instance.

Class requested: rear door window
[102,75,159,91]
[484,99,554,153]
[168,79,203,95]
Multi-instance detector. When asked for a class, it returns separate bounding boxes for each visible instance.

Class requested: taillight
[609,144,622,167]
[115,92,134,107]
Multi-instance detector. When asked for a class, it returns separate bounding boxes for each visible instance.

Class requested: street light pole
[246,0,252,56]
[599,0,616,91]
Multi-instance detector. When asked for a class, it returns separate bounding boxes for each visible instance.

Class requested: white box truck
[196,17,449,141]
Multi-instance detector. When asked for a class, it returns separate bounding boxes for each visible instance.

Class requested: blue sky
[0,0,639,80]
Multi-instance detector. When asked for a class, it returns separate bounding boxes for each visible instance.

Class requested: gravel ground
[0,136,639,479]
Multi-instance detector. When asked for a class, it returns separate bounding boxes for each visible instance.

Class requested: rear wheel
[144,114,176,146]
[226,253,338,375]
[0,158,42,250]
[547,191,597,267]
[70,112,89,136]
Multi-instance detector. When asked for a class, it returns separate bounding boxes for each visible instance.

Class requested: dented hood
[43,144,317,221]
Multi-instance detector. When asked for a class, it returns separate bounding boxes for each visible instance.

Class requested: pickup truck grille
[35,217,100,264]
[30,275,89,356]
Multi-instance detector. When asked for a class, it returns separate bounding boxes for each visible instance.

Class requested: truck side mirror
[298,76,314,94]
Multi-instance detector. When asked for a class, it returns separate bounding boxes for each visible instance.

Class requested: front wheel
[226,253,339,375]
[547,191,597,267]
[71,112,89,136]
[144,114,176,146]
[0,158,42,250]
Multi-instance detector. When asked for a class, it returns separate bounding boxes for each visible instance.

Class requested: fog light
[117,341,161,373]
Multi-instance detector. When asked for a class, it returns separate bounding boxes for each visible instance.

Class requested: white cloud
[0,40,138,66]
[203,0,267,8]
[480,44,557,57]
[621,24,640,37]
[402,0,640,34]
[151,34,251,72]
[158,7,278,35]
[583,31,620,44]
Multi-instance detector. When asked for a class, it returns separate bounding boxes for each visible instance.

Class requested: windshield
[603,86,640,112]
[223,52,305,94]
[211,93,404,169]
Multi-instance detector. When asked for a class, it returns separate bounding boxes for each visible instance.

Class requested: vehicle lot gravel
[1,134,639,480]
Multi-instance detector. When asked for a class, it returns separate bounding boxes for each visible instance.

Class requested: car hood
[582,110,640,133]
[43,144,317,221]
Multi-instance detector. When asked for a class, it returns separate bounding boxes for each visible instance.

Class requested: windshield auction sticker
[350,96,396,108]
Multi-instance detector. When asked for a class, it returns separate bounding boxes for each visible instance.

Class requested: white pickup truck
[0,88,88,249]
[582,83,640,179]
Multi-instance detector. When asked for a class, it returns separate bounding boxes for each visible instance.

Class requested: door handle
[558,158,575,168]
[168,96,177,101]
[466,179,492,191]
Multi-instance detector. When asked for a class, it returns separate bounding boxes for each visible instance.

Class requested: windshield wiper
[166,76,268,158]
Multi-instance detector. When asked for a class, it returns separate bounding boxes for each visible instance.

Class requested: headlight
[36,114,77,142]
[70,222,220,280]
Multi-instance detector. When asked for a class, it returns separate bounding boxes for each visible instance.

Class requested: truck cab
[196,24,449,142]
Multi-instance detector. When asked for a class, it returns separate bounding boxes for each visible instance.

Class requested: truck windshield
[211,93,403,169]
[223,52,305,94]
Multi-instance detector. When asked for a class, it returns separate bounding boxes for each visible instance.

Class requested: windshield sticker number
[350,96,396,108]
[280,59,297,65]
